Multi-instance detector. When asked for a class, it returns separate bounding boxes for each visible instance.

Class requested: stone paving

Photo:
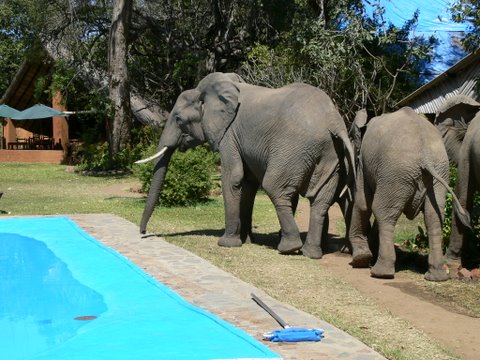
[70,213,386,360]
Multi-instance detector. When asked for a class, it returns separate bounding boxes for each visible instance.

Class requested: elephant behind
[349,107,470,281]
[435,96,480,267]
[137,72,356,259]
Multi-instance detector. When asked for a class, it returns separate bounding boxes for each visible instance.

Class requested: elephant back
[362,107,448,174]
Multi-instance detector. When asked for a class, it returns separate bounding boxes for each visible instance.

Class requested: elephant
[434,95,480,166]
[434,95,480,267]
[137,72,356,258]
[349,107,470,281]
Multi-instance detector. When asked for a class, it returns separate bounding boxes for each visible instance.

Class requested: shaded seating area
[1,103,68,151]
[7,135,55,150]
[0,56,72,164]
[0,103,69,164]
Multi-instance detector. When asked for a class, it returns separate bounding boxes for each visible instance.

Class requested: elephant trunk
[139,147,175,234]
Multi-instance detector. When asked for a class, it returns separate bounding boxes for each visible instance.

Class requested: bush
[75,142,139,172]
[135,144,220,207]
[443,166,480,267]
[442,166,459,243]
[74,126,159,171]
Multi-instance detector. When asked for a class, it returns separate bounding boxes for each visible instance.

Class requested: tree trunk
[45,43,168,129]
[108,0,133,155]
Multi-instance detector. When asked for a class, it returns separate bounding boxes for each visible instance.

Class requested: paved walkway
[70,214,386,360]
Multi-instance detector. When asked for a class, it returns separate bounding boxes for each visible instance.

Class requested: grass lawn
[1,163,478,360]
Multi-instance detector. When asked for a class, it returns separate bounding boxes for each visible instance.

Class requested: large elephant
[138,72,355,258]
[349,107,470,281]
[434,95,480,266]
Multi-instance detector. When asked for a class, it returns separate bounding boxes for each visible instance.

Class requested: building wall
[0,150,64,164]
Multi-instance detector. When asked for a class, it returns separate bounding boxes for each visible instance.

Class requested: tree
[0,0,438,148]
[451,0,480,51]
[0,0,42,95]
[108,0,133,155]
[241,1,436,121]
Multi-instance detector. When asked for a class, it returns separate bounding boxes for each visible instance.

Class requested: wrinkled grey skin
[435,95,480,166]
[434,96,480,265]
[349,107,470,281]
[140,72,355,258]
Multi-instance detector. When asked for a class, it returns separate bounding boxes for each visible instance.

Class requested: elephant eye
[175,115,184,125]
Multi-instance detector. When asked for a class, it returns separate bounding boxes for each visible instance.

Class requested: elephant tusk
[339,185,348,198]
[135,146,168,164]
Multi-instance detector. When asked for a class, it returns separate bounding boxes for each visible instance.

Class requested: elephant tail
[423,163,472,230]
[330,130,356,196]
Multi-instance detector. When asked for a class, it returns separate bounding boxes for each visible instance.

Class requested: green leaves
[450,0,480,51]
[242,1,435,120]
[136,145,219,207]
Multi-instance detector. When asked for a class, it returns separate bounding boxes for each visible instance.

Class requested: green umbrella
[0,104,21,118]
[11,104,66,120]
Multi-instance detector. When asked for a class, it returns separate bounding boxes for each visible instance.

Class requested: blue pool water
[0,217,280,360]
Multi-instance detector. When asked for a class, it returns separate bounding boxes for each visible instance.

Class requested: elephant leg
[349,201,373,267]
[277,193,300,244]
[240,176,259,244]
[271,199,303,253]
[218,152,244,248]
[336,193,353,253]
[370,221,396,279]
[301,177,338,259]
[262,176,302,253]
[349,170,373,268]
[370,195,403,279]
[423,182,449,281]
[446,172,475,265]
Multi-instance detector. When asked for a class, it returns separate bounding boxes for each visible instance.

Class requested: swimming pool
[0,217,280,360]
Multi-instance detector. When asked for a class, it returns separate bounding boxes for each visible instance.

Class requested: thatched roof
[1,55,54,110]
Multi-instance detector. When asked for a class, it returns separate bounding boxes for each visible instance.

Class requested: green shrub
[443,166,480,267]
[75,141,138,172]
[442,166,480,242]
[442,166,459,243]
[135,144,220,207]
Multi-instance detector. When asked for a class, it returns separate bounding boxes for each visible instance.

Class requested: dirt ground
[294,201,479,360]
[104,182,479,360]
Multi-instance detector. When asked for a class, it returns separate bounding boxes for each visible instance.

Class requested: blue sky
[364,0,469,73]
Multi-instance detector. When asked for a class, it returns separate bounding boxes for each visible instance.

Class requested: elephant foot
[241,232,255,244]
[350,244,373,268]
[218,235,242,248]
[424,268,449,282]
[277,237,303,254]
[350,252,372,268]
[301,244,323,259]
[370,260,395,279]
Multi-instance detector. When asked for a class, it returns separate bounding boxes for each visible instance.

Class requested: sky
[364,0,469,74]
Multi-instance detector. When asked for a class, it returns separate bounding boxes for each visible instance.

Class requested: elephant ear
[352,109,368,128]
[434,95,480,165]
[435,95,480,126]
[198,74,240,151]
[350,109,368,155]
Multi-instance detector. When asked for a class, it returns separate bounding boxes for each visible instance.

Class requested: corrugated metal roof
[397,50,480,114]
